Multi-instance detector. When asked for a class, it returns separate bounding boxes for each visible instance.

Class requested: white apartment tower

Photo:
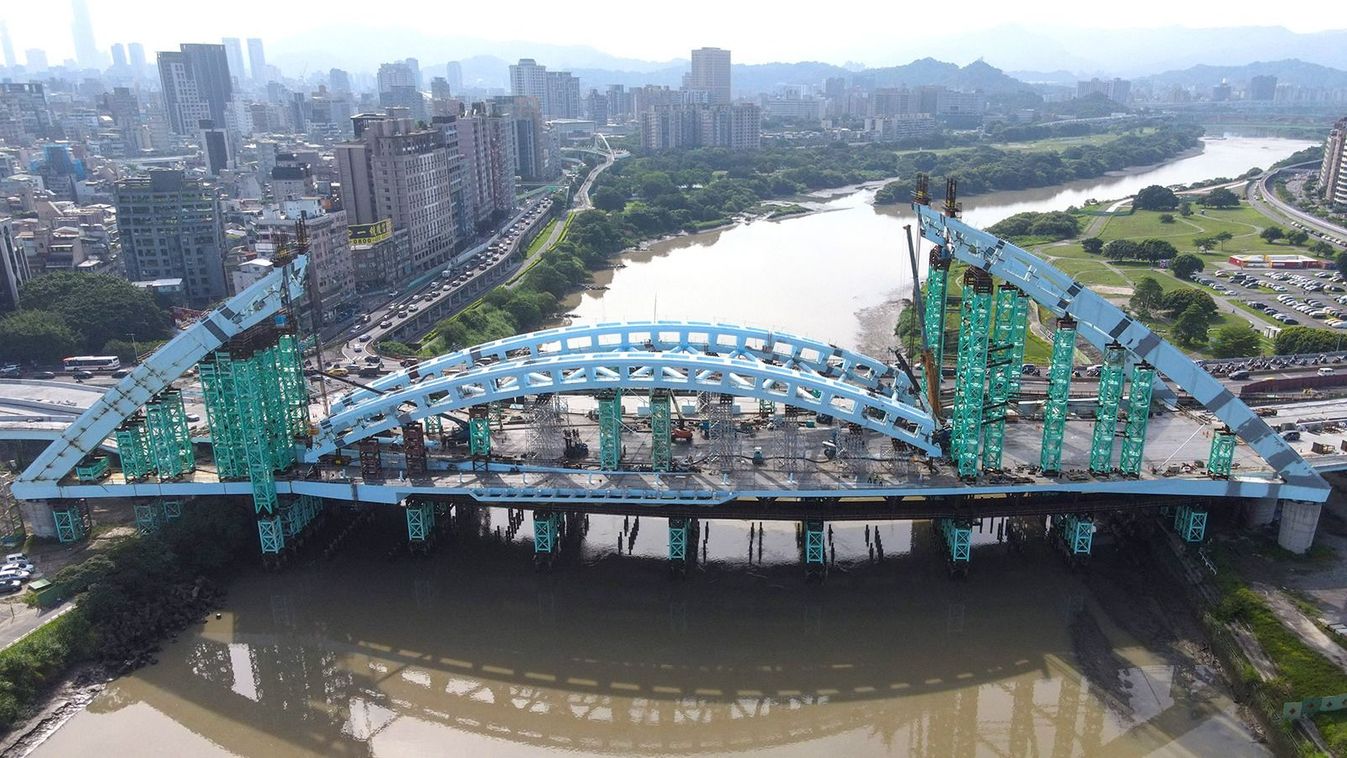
[687,47,732,105]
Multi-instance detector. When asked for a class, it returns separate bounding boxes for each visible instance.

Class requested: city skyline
[4,1,1347,72]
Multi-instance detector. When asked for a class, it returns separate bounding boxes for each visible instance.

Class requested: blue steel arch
[913,204,1329,501]
[309,350,939,460]
[334,321,915,412]
[11,256,310,500]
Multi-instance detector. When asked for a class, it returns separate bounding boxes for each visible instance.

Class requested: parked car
[0,567,31,581]
[328,367,349,377]
[1282,430,1302,441]
[5,553,28,564]
[1020,363,1041,376]
[0,578,21,595]
[72,370,93,379]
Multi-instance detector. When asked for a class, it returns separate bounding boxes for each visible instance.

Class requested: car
[4,559,34,571]
[1282,430,1302,441]
[1228,369,1250,380]
[72,370,94,380]
[0,578,20,595]
[364,355,381,365]
[1020,363,1041,375]
[1319,367,1335,376]
[352,345,363,353]
[111,368,131,378]
[359,314,372,323]
[408,305,419,312]
[357,366,381,378]
[5,553,28,564]
[186,413,201,423]
[400,358,418,367]
[358,334,373,342]
[1285,318,1301,325]
[328,367,349,377]
[0,568,31,582]
[379,320,393,328]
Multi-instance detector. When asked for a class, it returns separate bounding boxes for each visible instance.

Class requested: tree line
[0,273,172,364]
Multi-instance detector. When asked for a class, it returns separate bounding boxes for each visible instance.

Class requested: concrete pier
[1244,497,1278,528]
[1277,500,1321,554]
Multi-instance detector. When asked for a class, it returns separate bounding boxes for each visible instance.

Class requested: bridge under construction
[7,177,1333,577]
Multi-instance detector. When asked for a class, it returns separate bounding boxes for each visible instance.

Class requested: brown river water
[27,135,1311,757]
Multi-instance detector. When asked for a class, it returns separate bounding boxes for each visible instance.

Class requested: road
[0,601,71,651]
[1249,162,1347,245]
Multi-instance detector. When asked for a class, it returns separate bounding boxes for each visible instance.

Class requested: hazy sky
[4,0,1346,66]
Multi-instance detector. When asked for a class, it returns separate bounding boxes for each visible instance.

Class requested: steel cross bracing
[331,321,916,412]
[913,204,1329,502]
[1040,320,1077,475]
[313,351,941,461]
[950,268,993,479]
[12,255,309,498]
[649,390,672,472]
[1118,364,1156,477]
[1209,428,1237,478]
[981,284,1024,471]
[1089,345,1126,475]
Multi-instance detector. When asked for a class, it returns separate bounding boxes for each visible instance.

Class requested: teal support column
[597,389,622,470]
[134,503,162,535]
[1005,290,1030,401]
[1088,344,1127,475]
[803,518,826,578]
[950,267,994,479]
[1053,514,1094,556]
[1118,363,1156,478]
[74,456,109,482]
[468,405,492,457]
[1041,318,1077,475]
[668,517,688,562]
[257,517,284,554]
[534,510,559,555]
[233,354,278,515]
[52,506,85,543]
[1174,506,1208,543]
[981,284,1022,471]
[114,418,153,481]
[161,500,183,522]
[937,518,972,564]
[406,500,434,543]
[920,255,951,398]
[650,390,672,472]
[1208,427,1236,478]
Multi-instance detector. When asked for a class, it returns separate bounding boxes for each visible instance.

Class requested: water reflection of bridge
[80,534,1245,757]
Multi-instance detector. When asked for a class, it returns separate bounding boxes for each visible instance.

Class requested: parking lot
[1195,266,1347,331]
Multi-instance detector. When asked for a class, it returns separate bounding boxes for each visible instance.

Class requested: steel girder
[312,351,940,460]
[13,255,309,498]
[913,205,1329,503]
[332,321,914,412]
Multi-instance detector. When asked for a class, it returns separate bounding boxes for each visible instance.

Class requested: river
[25,135,1310,758]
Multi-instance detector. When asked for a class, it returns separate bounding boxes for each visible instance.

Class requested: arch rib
[913,205,1328,501]
[335,321,914,411]
[308,351,938,461]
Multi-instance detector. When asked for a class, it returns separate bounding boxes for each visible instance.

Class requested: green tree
[1162,288,1217,320]
[1172,303,1212,347]
[1169,253,1205,281]
[591,186,627,212]
[894,301,922,356]
[1259,226,1285,244]
[1199,187,1240,208]
[1159,213,1175,224]
[1311,241,1334,256]
[1193,235,1217,251]
[1081,237,1104,254]
[0,310,80,364]
[18,273,170,354]
[1209,322,1262,358]
[1214,231,1234,249]
[1337,251,1347,279]
[1133,185,1179,211]
[1130,277,1164,317]
[1274,326,1345,355]
[1179,201,1193,217]
[1287,230,1310,246]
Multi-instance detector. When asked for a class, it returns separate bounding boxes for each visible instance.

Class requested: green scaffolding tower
[1040,318,1077,475]
[597,389,622,470]
[233,353,279,515]
[273,332,311,438]
[1089,344,1127,475]
[1208,426,1237,478]
[981,284,1026,471]
[199,354,248,479]
[650,389,672,472]
[144,389,194,480]
[1117,363,1156,478]
[114,416,153,481]
[921,251,951,398]
[1004,290,1030,401]
[950,267,994,479]
[468,405,492,458]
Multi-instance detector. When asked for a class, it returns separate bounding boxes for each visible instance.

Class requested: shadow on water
[40,510,1264,758]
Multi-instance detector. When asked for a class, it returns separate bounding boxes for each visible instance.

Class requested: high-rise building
[157,43,233,134]
[585,90,608,125]
[1249,75,1278,101]
[116,170,227,305]
[456,102,517,230]
[510,59,549,106]
[329,68,351,95]
[0,217,31,313]
[1075,77,1131,104]
[0,22,14,70]
[71,0,99,69]
[110,43,127,69]
[222,37,246,82]
[246,38,266,83]
[0,83,55,143]
[200,121,232,174]
[641,102,760,151]
[377,61,425,121]
[445,61,463,93]
[492,95,546,180]
[128,42,145,72]
[335,113,459,278]
[687,47,732,105]
[25,49,48,72]
[255,199,355,314]
[545,71,581,118]
[1320,117,1347,209]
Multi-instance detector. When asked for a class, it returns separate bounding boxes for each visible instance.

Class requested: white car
[0,567,31,581]
[5,553,27,564]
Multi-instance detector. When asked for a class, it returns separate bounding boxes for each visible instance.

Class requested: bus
[63,356,121,373]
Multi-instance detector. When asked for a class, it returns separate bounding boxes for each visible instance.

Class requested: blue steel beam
[913,204,1329,503]
[13,255,310,499]
[313,351,940,460]
[332,321,914,411]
